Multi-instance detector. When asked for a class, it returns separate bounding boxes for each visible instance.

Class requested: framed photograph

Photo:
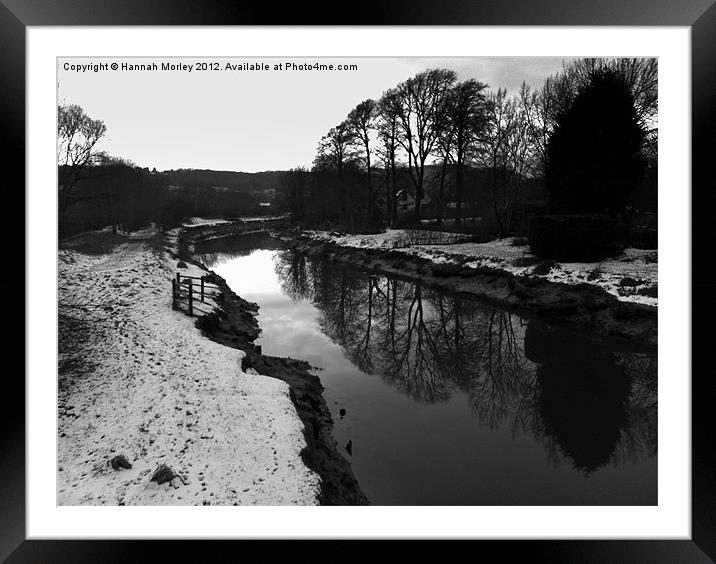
[6,0,713,561]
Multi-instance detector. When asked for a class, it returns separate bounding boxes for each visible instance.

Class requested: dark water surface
[195,234,657,505]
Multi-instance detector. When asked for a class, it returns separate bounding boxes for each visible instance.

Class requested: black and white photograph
[55,55,660,507]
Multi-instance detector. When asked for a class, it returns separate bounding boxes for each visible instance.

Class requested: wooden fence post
[200,276,205,302]
[172,279,177,309]
[176,272,181,287]
[188,279,193,316]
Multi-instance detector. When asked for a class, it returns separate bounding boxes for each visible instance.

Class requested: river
[195,233,657,505]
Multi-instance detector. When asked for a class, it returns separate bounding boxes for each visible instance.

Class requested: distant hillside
[162,169,286,193]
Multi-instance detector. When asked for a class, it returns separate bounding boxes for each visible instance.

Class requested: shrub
[360,221,385,235]
[618,277,643,287]
[587,267,602,281]
[150,463,177,485]
[110,454,132,470]
[626,226,657,250]
[195,312,222,332]
[643,251,658,264]
[394,214,419,229]
[528,214,619,260]
[637,285,658,298]
[532,260,558,276]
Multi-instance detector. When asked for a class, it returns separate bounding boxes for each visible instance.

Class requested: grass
[150,463,178,485]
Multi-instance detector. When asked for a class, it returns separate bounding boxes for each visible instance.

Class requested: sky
[58,57,571,173]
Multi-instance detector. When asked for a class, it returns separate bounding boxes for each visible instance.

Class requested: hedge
[528,214,620,260]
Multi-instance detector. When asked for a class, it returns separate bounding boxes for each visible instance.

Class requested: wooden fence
[171,273,221,317]
[394,229,477,247]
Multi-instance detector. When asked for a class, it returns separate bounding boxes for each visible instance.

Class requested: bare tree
[346,99,378,221]
[315,121,356,230]
[280,167,309,221]
[58,103,107,218]
[519,81,555,178]
[446,79,489,224]
[377,89,402,227]
[394,69,457,222]
[479,89,536,238]
[432,125,455,225]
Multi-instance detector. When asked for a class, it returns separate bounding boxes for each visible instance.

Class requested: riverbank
[285,229,658,348]
[174,221,368,504]
[175,216,291,259]
[57,226,323,505]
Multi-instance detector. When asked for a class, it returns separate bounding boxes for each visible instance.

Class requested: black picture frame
[4,1,713,561]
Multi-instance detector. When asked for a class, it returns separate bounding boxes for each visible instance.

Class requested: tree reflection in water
[194,231,283,265]
[274,248,657,474]
[525,322,630,472]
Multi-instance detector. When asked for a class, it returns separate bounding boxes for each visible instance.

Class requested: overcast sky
[58,57,571,173]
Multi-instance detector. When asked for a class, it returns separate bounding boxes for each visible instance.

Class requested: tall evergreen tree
[545,69,646,216]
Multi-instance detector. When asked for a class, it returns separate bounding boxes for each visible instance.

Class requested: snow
[539,249,658,306]
[303,229,404,250]
[301,230,658,307]
[58,227,320,505]
[183,217,233,227]
[184,215,288,227]
[236,214,289,222]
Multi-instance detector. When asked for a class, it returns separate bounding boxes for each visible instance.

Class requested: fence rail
[393,230,477,247]
[171,272,221,317]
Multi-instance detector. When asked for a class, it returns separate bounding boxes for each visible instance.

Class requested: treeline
[163,169,284,192]
[59,157,278,237]
[280,58,657,238]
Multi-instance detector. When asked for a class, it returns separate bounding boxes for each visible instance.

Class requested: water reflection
[525,323,630,472]
[272,248,657,475]
[194,231,283,265]
[197,236,657,502]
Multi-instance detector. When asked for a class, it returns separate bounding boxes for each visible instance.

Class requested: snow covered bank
[183,217,234,227]
[183,215,289,228]
[58,227,320,505]
[302,229,657,307]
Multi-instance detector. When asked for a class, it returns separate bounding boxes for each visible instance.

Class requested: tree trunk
[491,164,505,239]
[339,163,353,231]
[390,153,397,227]
[384,164,391,225]
[414,165,423,223]
[414,184,422,223]
[437,159,449,225]
[455,163,464,225]
[365,141,373,219]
